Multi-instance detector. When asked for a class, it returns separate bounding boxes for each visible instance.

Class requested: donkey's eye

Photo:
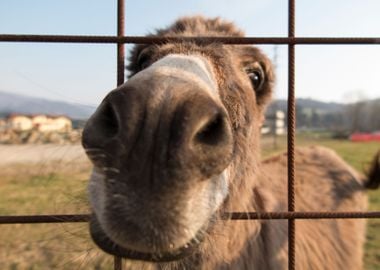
[246,68,264,92]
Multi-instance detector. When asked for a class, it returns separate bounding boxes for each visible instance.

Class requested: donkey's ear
[238,46,275,108]
[127,43,153,77]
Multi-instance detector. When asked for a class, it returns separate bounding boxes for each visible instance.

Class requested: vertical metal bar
[288,0,296,269]
[114,256,122,270]
[117,0,125,86]
[115,0,125,269]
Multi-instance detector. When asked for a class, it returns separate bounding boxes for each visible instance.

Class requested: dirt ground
[0,144,88,165]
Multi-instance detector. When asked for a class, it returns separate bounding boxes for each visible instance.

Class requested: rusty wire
[287,0,296,269]
[114,0,125,268]
[117,0,125,87]
[0,214,90,224]
[1,0,380,269]
[1,212,380,225]
[1,34,380,44]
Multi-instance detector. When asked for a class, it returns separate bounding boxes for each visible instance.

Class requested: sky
[0,0,379,106]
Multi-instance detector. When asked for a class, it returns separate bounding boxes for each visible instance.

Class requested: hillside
[267,98,344,114]
[1,92,346,120]
[0,91,95,119]
[1,91,379,131]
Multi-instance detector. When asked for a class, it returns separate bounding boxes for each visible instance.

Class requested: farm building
[262,110,286,135]
[0,118,8,131]
[7,114,33,131]
[3,114,72,132]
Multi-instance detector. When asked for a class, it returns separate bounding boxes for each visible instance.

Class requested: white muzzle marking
[130,54,219,98]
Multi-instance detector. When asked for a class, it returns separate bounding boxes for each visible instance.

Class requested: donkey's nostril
[82,100,119,149]
[94,102,119,139]
[195,113,228,147]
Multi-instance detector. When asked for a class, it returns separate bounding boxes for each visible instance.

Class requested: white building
[36,116,72,132]
[5,114,72,132]
[8,114,33,131]
[262,110,286,135]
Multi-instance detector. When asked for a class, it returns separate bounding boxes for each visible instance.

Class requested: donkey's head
[82,16,274,261]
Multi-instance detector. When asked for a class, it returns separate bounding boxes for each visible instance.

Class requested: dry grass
[0,160,113,269]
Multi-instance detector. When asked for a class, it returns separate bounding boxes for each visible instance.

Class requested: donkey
[82,16,380,269]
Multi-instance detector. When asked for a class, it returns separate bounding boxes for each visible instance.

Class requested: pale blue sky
[0,0,379,106]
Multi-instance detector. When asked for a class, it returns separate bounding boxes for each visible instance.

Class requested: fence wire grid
[0,1,380,270]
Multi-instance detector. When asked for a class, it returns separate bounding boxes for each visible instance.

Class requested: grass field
[0,134,379,269]
[0,161,114,269]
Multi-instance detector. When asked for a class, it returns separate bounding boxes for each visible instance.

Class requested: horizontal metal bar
[0,214,90,224]
[224,211,380,220]
[1,211,380,224]
[1,34,380,45]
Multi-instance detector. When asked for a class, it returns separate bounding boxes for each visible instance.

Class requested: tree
[342,90,368,133]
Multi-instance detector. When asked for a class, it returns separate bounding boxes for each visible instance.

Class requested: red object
[350,132,380,142]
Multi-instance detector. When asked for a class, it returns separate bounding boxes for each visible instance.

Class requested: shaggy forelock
[127,16,244,76]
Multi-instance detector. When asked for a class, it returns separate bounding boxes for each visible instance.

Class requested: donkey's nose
[82,84,233,179]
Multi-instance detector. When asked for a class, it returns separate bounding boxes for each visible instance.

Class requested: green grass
[0,136,379,269]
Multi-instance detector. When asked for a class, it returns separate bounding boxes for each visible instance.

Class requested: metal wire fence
[0,1,379,269]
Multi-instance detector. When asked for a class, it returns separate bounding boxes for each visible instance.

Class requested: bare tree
[343,90,368,133]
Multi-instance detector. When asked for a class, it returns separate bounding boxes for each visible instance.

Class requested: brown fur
[83,16,378,270]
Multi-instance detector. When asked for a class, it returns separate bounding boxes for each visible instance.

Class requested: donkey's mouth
[89,214,206,262]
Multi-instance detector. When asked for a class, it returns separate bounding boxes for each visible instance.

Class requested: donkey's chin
[89,213,210,262]
[87,167,229,261]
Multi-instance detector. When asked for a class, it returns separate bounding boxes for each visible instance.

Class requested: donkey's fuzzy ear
[238,46,275,108]
[127,43,150,77]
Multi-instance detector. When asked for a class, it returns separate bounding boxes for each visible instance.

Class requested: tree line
[268,98,380,134]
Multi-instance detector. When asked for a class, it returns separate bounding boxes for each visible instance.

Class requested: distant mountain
[267,98,344,114]
[0,91,96,119]
[1,91,377,131]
